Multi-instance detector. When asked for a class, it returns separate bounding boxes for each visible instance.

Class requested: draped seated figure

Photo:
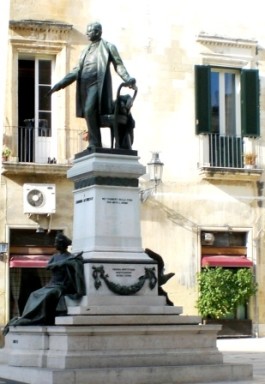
[3,233,85,335]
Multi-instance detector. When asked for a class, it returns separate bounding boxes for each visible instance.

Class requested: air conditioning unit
[23,183,56,214]
[202,232,215,245]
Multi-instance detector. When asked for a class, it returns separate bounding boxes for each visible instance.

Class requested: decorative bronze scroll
[92,265,157,295]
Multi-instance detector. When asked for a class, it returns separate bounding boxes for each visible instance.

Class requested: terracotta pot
[82,131,89,141]
[244,154,256,166]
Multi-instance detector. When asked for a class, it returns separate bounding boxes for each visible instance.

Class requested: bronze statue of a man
[49,22,136,148]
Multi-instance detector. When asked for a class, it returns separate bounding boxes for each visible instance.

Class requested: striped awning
[9,255,51,268]
[201,255,253,268]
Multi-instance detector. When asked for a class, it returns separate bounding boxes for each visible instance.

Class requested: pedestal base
[0,362,253,384]
[0,150,252,383]
[0,315,253,384]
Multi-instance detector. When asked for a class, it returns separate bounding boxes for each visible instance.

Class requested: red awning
[201,255,253,268]
[9,255,51,268]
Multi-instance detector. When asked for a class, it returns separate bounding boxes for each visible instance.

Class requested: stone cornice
[1,162,71,178]
[197,33,258,50]
[9,19,73,34]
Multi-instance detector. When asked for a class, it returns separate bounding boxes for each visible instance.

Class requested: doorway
[18,58,53,163]
[8,229,58,319]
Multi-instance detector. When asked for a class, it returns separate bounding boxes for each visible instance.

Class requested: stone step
[1,323,223,370]
[0,362,253,384]
[7,347,223,369]
[67,294,170,308]
[56,314,200,325]
[66,303,183,315]
[3,324,221,354]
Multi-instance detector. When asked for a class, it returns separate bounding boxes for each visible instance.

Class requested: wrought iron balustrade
[198,133,261,170]
[3,125,87,164]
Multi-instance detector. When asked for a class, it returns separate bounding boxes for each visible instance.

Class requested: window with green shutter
[195,65,260,168]
[195,66,260,137]
[241,69,260,137]
[195,65,211,134]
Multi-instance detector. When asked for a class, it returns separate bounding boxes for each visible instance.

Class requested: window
[201,230,253,268]
[195,65,260,137]
[18,58,53,163]
[210,69,239,136]
[9,19,73,164]
[38,59,52,136]
[195,65,260,168]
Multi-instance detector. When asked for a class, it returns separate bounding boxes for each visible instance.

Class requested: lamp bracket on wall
[140,152,164,203]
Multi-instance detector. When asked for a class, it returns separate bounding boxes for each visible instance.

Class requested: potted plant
[196,267,258,336]
[80,130,89,142]
[244,153,257,169]
[2,145,12,161]
[233,268,258,314]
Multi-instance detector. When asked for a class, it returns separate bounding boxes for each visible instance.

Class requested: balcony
[198,134,263,180]
[2,126,88,176]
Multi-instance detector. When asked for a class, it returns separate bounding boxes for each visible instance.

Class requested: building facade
[1,0,265,336]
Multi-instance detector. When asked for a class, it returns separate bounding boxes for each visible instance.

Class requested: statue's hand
[46,83,62,97]
[126,77,137,90]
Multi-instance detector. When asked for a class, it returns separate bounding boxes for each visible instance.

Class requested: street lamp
[140,152,164,202]
[147,152,164,192]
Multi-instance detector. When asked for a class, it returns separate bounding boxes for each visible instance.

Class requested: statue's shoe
[160,272,175,286]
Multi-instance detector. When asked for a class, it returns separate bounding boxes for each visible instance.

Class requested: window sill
[1,161,71,177]
[199,166,263,181]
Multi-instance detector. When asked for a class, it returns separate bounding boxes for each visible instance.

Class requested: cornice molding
[9,19,73,34]
[197,33,258,50]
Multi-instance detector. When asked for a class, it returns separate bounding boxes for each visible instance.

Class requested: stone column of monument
[64,147,180,317]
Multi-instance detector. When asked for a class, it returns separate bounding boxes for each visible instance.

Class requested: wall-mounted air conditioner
[201,232,215,245]
[23,183,56,214]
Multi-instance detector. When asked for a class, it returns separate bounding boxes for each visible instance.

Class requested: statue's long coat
[55,39,132,116]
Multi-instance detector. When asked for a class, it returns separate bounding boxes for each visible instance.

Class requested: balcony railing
[3,126,89,165]
[198,134,262,170]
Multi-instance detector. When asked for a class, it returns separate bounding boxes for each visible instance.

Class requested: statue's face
[54,235,68,251]
[86,24,101,42]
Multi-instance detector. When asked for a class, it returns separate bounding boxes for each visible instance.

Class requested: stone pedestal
[0,322,253,384]
[0,148,253,384]
[69,149,145,255]
[66,148,168,313]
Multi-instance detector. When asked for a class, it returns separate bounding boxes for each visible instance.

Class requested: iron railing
[198,134,262,169]
[3,125,89,164]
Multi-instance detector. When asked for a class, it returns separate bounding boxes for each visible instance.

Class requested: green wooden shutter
[241,69,260,137]
[195,65,211,134]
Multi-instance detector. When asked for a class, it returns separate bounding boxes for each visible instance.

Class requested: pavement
[0,380,26,384]
[215,337,265,383]
[0,337,264,384]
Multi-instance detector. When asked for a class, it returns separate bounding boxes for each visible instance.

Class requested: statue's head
[54,233,72,251]
[86,22,102,42]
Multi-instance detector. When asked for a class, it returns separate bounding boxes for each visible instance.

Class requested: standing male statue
[48,22,136,148]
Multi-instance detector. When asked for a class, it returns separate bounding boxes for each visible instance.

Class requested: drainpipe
[254,181,265,337]
[0,1,10,169]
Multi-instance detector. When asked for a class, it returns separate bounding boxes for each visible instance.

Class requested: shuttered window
[195,65,211,134]
[241,69,260,137]
[195,65,260,137]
